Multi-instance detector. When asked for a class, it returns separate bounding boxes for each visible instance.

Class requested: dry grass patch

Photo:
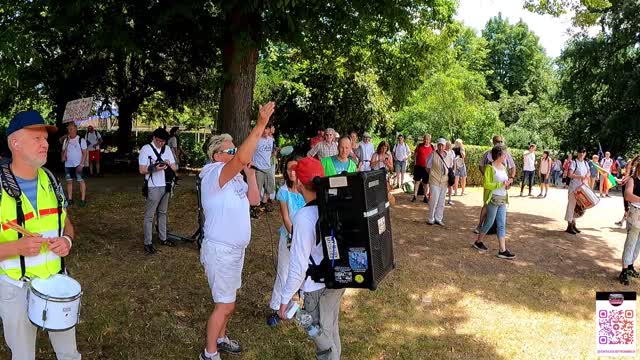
[0,175,632,359]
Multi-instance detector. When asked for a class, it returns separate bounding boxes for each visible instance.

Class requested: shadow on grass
[4,177,620,359]
[390,193,620,319]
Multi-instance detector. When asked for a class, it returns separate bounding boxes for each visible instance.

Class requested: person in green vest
[0,111,81,359]
[321,137,357,176]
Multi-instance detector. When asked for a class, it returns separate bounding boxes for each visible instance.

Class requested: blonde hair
[206,133,233,161]
[455,139,464,148]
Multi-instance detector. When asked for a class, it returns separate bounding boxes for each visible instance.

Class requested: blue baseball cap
[6,110,57,137]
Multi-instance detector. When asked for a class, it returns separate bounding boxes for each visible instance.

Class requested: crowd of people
[4,107,640,360]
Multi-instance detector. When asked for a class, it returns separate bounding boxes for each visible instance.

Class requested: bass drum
[574,183,599,210]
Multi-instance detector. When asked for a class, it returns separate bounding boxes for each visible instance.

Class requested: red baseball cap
[292,156,324,186]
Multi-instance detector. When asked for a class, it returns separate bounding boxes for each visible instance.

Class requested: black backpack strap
[149,143,165,162]
[0,162,27,280]
[41,167,66,273]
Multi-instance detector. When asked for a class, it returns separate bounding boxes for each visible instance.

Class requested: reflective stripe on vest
[0,169,66,280]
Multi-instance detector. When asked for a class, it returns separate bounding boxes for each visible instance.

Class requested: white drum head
[31,274,81,298]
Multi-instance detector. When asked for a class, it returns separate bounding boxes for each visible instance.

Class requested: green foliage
[557,0,640,155]
[395,64,503,143]
[524,0,612,27]
[482,14,552,103]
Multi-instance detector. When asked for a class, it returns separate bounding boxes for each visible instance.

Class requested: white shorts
[200,241,246,304]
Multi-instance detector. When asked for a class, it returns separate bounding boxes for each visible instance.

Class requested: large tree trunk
[217,7,260,142]
[116,101,136,156]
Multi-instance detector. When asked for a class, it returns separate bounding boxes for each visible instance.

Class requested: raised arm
[219,102,275,188]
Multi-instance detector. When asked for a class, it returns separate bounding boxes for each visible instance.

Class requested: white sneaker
[199,351,221,360]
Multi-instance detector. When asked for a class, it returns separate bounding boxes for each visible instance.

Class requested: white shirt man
[393,142,410,162]
[63,136,87,168]
[600,154,614,173]
[139,141,176,188]
[138,129,177,253]
[523,149,536,172]
[253,133,274,171]
[86,129,102,151]
[358,133,375,171]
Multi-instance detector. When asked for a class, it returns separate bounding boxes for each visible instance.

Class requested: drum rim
[29,275,82,302]
[28,286,83,302]
[28,318,78,332]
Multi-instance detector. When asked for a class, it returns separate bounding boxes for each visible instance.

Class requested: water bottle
[295,309,320,338]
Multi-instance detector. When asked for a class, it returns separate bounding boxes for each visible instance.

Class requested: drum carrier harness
[0,162,66,280]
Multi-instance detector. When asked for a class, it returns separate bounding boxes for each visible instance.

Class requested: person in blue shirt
[267,157,307,326]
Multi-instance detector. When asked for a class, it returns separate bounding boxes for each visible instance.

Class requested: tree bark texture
[217,6,260,143]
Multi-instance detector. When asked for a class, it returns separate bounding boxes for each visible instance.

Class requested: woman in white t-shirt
[198,102,274,360]
[565,149,590,235]
[445,141,455,205]
[472,145,515,259]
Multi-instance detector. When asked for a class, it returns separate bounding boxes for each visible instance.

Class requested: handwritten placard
[62,97,93,123]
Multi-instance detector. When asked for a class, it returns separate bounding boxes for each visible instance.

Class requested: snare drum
[628,203,640,229]
[28,274,82,331]
[574,183,599,210]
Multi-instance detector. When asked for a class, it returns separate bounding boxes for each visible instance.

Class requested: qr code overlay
[598,309,635,345]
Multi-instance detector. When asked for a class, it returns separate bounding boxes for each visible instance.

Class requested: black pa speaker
[313,169,395,290]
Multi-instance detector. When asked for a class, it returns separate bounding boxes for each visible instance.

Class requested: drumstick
[4,222,38,237]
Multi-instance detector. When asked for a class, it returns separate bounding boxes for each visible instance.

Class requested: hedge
[448,145,546,186]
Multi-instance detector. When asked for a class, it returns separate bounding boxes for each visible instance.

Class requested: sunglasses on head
[219,147,237,155]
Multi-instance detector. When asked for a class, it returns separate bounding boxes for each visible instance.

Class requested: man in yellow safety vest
[0,110,80,360]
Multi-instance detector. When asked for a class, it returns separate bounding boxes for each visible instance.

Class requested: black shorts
[541,173,549,184]
[413,165,429,183]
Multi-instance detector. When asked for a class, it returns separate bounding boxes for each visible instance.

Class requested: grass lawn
[1,174,634,359]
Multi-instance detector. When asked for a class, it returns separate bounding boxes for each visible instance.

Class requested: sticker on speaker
[377,217,386,234]
[348,248,368,272]
[329,176,348,188]
[325,236,340,260]
[335,270,353,284]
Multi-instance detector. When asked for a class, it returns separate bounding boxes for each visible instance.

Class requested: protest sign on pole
[62,97,94,123]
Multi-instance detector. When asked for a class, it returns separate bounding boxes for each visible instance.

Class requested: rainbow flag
[591,161,618,190]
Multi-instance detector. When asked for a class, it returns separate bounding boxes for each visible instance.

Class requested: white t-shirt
[138,143,176,188]
[200,162,251,248]
[168,136,178,149]
[445,150,455,168]
[359,142,375,171]
[63,136,87,168]
[253,136,274,170]
[569,159,589,192]
[393,143,410,162]
[86,131,101,151]
[492,166,509,196]
[280,204,325,305]
[601,158,614,172]
[523,151,536,171]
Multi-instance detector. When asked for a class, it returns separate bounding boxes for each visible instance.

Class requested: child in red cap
[278,156,346,359]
